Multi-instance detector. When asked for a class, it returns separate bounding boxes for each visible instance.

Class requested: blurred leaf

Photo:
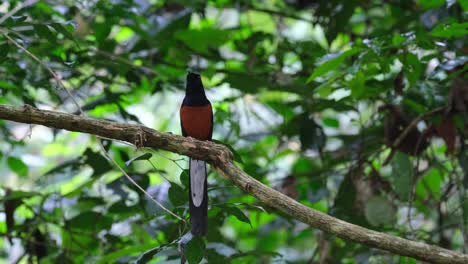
[97,243,159,264]
[331,173,369,227]
[50,22,76,42]
[0,42,9,62]
[154,9,192,42]
[364,196,396,226]
[417,0,445,9]
[391,152,413,200]
[125,153,153,166]
[223,73,268,93]
[460,0,468,11]
[307,48,361,82]
[175,28,230,53]
[67,211,112,231]
[94,21,112,42]
[42,158,83,178]
[7,156,28,177]
[83,148,112,177]
[217,205,252,227]
[186,236,206,264]
[419,169,442,200]
[431,22,468,38]
[135,242,174,264]
[168,182,187,207]
[322,117,339,128]
[0,81,16,89]
[33,24,56,43]
[180,169,190,189]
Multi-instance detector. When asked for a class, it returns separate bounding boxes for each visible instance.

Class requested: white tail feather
[190,159,206,207]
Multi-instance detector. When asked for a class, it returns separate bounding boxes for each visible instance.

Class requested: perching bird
[180,72,213,236]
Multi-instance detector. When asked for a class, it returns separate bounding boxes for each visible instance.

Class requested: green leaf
[218,205,252,227]
[7,157,28,177]
[322,117,339,128]
[67,211,112,231]
[307,48,361,82]
[154,9,192,43]
[364,196,396,226]
[3,190,38,200]
[83,148,112,177]
[391,152,413,200]
[186,236,205,264]
[168,182,186,207]
[50,23,76,42]
[115,26,134,42]
[0,81,16,89]
[125,153,153,166]
[135,243,174,264]
[392,34,406,46]
[42,158,83,178]
[175,28,230,53]
[97,243,159,264]
[419,169,442,199]
[459,0,468,11]
[431,22,468,39]
[349,71,366,98]
[331,173,369,226]
[180,169,190,189]
[0,43,9,61]
[417,0,445,10]
[33,24,56,43]
[223,72,269,93]
[94,21,112,42]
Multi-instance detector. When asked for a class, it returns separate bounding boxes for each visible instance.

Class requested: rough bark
[0,104,466,264]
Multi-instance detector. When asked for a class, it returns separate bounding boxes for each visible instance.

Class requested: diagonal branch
[0,104,467,264]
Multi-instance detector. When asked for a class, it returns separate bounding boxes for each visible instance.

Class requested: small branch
[391,107,445,149]
[245,5,315,24]
[2,33,82,113]
[98,143,185,222]
[0,104,467,264]
[90,48,158,76]
[0,0,38,25]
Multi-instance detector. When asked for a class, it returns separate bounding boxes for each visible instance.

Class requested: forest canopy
[0,0,467,263]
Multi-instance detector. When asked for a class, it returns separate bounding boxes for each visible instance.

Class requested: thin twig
[2,33,82,113]
[0,0,38,25]
[407,133,427,233]
[148,159,172,183]
[392,107,445,149]
[90,48,158,76]
[246,6,315,24]
[98,143,185,222]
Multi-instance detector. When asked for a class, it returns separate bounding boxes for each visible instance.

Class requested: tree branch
[0,104,466,264]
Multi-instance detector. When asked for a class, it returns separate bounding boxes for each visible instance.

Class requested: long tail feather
[189,158,208,236]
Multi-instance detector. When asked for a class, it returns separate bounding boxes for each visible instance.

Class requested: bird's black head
[183,72,209,106]
[186,72,205,95]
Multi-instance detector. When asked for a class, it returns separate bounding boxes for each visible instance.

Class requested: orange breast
[180,105,212,140]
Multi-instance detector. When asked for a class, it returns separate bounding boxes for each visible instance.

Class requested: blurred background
[0,0,467,263]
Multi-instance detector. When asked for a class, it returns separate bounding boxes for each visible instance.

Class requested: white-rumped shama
[180,72,213,236]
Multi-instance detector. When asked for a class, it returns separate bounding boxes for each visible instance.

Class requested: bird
[180,72,213,236]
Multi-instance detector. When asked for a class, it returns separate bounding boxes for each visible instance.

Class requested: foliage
[0,0,467,263]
